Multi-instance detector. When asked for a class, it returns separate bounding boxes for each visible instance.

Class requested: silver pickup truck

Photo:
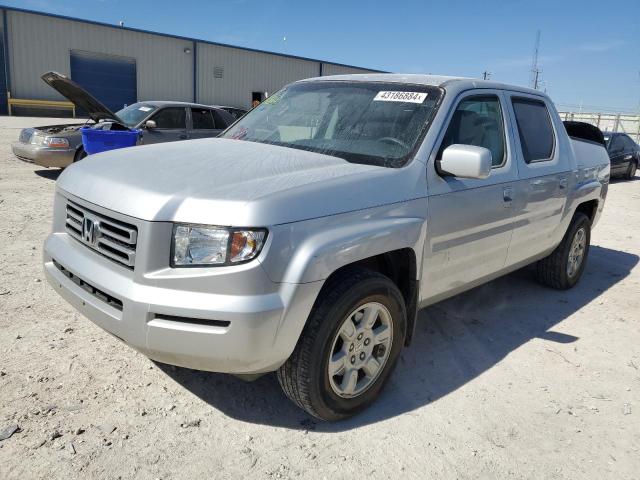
[43,74,610,421]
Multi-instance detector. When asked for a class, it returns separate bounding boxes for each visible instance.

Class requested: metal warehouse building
[0,6,381,116]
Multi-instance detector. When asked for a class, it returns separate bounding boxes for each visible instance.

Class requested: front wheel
[277,268,406,421]
[74,147,87,163]
[535,212,591,290]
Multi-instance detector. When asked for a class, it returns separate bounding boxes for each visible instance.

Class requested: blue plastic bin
[81,127,140,155]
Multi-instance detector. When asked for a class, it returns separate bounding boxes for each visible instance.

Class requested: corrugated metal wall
[3,8,382,113]
[7,10,194,102]
[196,43,320,109]
[321,63,378,76]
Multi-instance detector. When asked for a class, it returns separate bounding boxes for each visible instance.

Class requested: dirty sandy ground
[0,116,639,480]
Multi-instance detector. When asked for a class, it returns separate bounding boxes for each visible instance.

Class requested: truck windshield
[222,81,443,167]
[115,103,158,127]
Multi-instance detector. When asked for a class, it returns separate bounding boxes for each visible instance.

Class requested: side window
[622,135,636,152]
[511,98,554,163]
[439,96,506,167]
[609,135,625,154]
[192,108,215,130]
[151,108,186,129]
[212,110,230,129]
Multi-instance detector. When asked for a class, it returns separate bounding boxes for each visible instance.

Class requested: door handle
[503,186,513,206]
[559,177,568,189]
[624,154,633,160]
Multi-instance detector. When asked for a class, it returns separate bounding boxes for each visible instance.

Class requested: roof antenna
[530,29,542,89]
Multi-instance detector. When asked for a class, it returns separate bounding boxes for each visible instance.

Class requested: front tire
[535,212,591,290]
[277,268,406,421]
[74,147,87,163]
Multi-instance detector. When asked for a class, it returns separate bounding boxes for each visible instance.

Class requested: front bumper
[12,142,76,168]
[43,197,323,374]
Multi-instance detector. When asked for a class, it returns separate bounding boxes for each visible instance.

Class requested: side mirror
[439,144,492,179]
[144,119,157,129]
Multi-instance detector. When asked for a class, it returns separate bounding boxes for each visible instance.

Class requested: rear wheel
[626,160,637,180]
[535,212,591,290]
[277,268,406,421]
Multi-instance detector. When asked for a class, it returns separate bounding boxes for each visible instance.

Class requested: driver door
[421,91,519,303]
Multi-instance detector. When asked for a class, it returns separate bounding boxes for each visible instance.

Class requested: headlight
[171,225,267,267]
[43,137,70,148]
[30,133,44,146]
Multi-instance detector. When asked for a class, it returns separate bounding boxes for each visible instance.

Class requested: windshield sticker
[263,91,283,105]
[138,106,152,112]
[373,91,428,103]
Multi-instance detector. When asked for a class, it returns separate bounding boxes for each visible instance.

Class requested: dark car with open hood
[12,72,235,168]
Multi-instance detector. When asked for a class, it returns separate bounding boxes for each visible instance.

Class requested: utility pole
[530,30,541,89]
[482,70,492,80]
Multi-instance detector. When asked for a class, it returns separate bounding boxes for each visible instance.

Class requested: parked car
[215,106,248,120]
[12,72,235,168]
[603,131,639,179]
[43,74,610,421]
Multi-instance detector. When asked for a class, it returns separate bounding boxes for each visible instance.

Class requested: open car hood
[41,71,125,124]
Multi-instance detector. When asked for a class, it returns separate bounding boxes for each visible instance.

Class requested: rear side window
[152,108,186,129]
[212,110,230,129]
[622,135,637,152]
[192,108,215,130]
[512,98,555,163]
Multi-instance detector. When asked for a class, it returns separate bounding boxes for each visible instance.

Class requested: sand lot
[0,116,639,479]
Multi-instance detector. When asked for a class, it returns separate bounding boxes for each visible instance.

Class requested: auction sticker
[373,91,427,103]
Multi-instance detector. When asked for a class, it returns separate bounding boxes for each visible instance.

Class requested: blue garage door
[70,50,137,115]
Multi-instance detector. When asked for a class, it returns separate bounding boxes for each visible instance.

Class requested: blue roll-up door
[70,50,137,114]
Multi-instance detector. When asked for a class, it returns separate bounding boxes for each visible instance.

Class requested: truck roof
[300,73,547,98]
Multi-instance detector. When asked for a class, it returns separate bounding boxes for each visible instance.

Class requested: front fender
[259,200,428,285]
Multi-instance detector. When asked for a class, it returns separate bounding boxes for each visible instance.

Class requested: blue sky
[8,0,640,112]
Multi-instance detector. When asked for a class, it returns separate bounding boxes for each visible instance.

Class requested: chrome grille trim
[65,200,138,268]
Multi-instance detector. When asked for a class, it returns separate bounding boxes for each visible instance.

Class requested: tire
[277,267,406,421]
[625,160,637,180]
[74,147,87,163]
[535,212,591,290]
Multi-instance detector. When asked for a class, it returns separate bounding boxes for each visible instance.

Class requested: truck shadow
[157,245,638,431]
[34,168,62,180]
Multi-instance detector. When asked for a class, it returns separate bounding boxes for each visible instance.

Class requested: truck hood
[57,138,415,226]
[41,71,125,125]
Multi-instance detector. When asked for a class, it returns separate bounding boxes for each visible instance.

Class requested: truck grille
[19,128,34,144]
[65,201,138,268]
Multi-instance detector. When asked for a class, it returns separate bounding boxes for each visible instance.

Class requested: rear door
[189,107,216,140]
[620,135,638,172]
[608,134,628,174]
[422,90,519,301]
[504,93,571,266]
[140,107,188,145]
